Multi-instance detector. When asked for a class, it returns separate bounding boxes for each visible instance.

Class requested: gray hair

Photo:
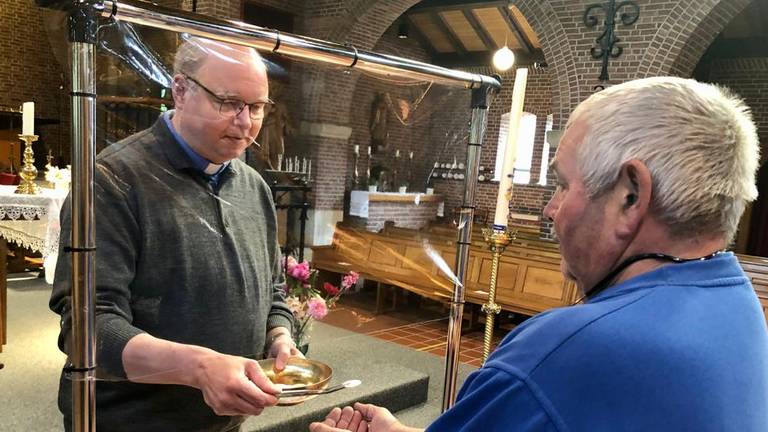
[568,76,760,241]
[173,36,264,76]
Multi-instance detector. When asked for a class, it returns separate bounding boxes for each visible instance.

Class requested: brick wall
[348,199,442,232]
[705,58,768,161]
[347,25,443,194]
[8,0,764,244]
[431,66,554,233]
[1,2,68,163]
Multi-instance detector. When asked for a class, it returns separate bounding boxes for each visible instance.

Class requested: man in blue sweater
[310,77,768,431]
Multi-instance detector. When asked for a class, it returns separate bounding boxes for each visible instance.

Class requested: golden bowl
[258,358,333,405]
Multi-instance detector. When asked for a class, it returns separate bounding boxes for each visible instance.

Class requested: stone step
[247,361,428,432]
[243,324,435,432]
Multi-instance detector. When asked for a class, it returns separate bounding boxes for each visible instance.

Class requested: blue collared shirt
[162,111,228,187]
[428,252,768,431]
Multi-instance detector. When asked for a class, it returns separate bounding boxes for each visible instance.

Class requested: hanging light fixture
[492,45,515,71]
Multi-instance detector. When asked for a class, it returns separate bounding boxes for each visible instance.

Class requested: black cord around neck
[575,250,726,304]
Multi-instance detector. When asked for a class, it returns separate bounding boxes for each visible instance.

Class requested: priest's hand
[123,333,279,417]
[193,352,280,416]
[265,329,304,372]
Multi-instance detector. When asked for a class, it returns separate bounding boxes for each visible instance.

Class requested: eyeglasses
[183,74,273,120]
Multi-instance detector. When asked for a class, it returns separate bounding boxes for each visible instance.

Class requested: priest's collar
[163,110,228,176]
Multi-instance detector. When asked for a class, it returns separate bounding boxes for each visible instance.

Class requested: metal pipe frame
[67,2,99,430]
[100,0,501,90]
[70,42,98,430]
[442,86,492,410]
[48,0,501,427]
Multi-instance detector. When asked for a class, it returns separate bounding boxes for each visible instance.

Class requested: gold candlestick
[15,134,40,195]
[480,226,515,364]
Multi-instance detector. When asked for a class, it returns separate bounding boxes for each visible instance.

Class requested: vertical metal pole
[442,85,492,411]
[69,2,99,431]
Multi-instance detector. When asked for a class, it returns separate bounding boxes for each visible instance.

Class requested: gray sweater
[50,118,294,431]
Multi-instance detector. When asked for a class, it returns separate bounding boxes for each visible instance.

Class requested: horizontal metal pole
[101,0,501,90]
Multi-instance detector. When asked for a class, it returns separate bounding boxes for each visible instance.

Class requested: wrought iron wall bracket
[584,0,640,82]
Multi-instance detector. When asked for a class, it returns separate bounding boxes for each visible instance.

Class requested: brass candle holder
[15,134,40,195]
[480,226,515,364]
[352,152,360,188]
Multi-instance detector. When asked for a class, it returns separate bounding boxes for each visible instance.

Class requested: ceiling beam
[430,12,468,56]
[407,0,508,14]
[497,6,534,54]
[462,9,497,51]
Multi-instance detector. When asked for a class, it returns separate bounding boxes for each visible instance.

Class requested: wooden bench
[737,254,768,323]
[313,223,768,323]
[312,223,578,316]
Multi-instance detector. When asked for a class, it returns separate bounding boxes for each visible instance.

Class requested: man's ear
[614,159,652,240]
[171,75,187,110]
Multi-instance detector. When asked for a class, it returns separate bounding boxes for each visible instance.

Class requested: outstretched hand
[309,403,410,432]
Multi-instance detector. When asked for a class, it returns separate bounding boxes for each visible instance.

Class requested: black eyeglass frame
[182,74,274,120]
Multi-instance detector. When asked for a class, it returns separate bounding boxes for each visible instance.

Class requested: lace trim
[0,228,56,256]
[0,205,46,221]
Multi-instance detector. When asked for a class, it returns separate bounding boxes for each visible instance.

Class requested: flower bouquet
[45,166,71,190]
[283,256,359,352]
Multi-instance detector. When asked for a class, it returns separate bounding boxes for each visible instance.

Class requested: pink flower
[323,282,340,296]
[289,261,311,282]
[307,297,328,320]
[282,256,298,273]
[341,271,360,290]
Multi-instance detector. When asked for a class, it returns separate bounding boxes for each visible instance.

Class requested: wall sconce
[398,19,409,39]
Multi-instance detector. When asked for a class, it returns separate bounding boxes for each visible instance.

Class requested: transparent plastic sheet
[40,14,500,430]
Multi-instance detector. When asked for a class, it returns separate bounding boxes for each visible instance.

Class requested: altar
[349,190,444,232]
[0,185,67,353]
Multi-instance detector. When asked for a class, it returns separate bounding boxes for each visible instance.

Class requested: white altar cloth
[0,185,68,283]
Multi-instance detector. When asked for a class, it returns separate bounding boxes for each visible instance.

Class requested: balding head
[174,36,266,78]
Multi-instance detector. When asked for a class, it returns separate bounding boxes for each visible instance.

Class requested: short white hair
[568,76,760,241]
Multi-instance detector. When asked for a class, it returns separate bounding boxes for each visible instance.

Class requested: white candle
[493,68,529,227]
[22,102,34,136]
[354,145,359,155]
[395,149,400,158]
[409,151,414,160]
[367,146,371,156]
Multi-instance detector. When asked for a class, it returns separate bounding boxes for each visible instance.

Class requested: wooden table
[0,185,67,353]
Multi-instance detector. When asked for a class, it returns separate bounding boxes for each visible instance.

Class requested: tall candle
[367,146,371,156]
[409,151,414,160]
[493,68,529,228]
[395,149,400,158]
[22,102,34,136]
[354,145,359,155]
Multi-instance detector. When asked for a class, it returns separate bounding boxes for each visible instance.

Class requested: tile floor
[323,288,511,368]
